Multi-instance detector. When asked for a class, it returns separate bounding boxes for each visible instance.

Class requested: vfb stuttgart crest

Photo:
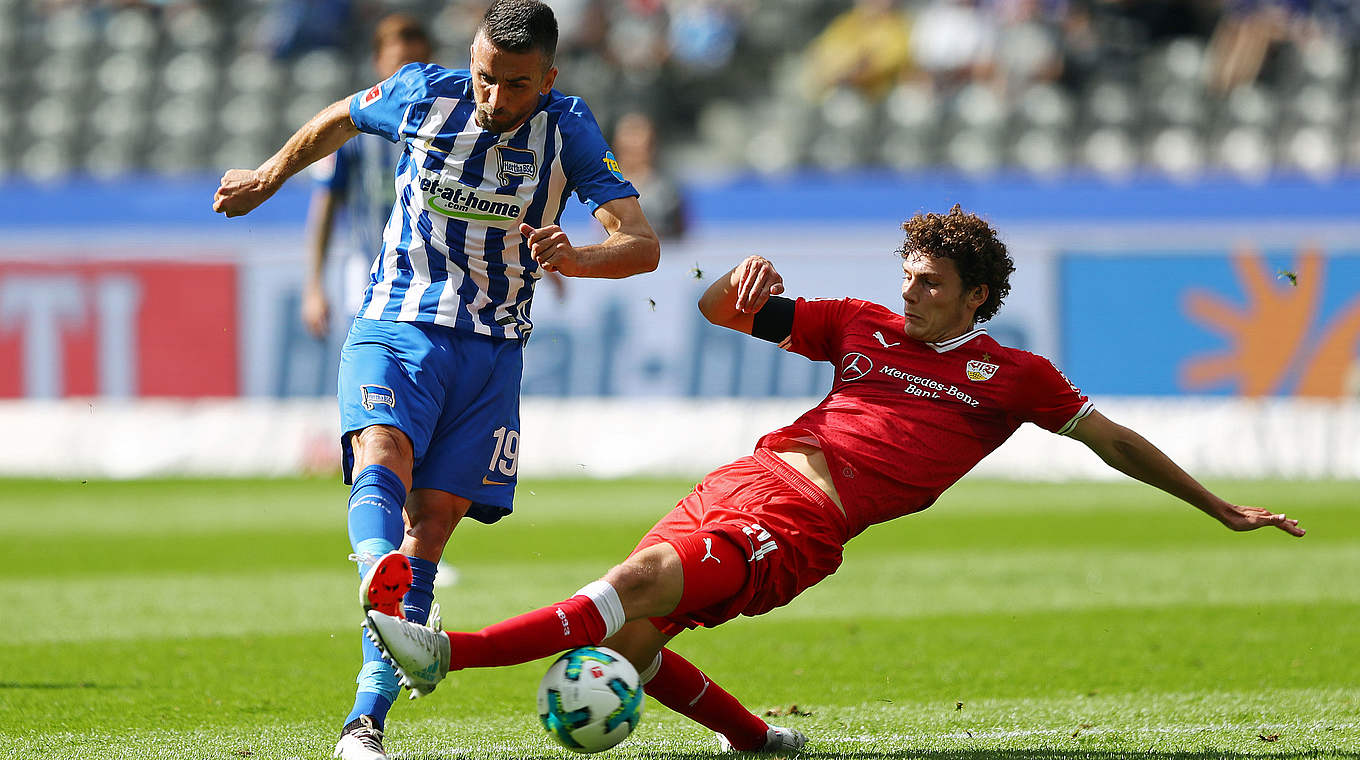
[966,359,998,382]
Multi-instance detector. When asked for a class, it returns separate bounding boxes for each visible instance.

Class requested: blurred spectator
[8,0,1360,179]
[910,0,996,92]
[300,13,431,339]
[1205,0,1345,93]
[668,0,744,74]
[987,0,1064,95]
[801,0,914,101]
[257,0,355,59]
[612,111,688,241]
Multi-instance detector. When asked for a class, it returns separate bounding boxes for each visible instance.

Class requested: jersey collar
[926,327,988,353]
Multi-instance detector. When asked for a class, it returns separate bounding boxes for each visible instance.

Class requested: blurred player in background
[300,13,433,341]
[610,111,687,242]
[363,205,1304,753]
[213,2,660,758]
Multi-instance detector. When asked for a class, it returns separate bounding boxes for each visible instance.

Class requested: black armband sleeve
[751,295,795,344]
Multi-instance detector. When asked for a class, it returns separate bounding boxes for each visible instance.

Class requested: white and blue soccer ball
[537,646,644,753]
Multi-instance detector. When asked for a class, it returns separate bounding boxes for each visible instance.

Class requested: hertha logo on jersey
[495,145,537,186]
[966,360,999,382]
[360,384,395,410]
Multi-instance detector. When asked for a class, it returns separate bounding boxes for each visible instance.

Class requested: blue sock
[344,464,407,729]
[347,464,407,560]
[404,556,438,625]
[348,645,396,730]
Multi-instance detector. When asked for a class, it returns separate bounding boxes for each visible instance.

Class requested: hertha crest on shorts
[966,359,999,382]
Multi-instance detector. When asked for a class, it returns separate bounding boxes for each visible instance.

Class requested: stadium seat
[1152,84,1207,127]
[1215,125,1273,182]
[104,8,159,54]
[1015,83,1074,131]
[944,129,1002,176]
[879,127,933,172]
[952,83,1007,132]
[1085,81,1137,128]
[885,82,939,131]
[1147,127,1206,181]
[1012,127,1068,177]
[1292,84,1344,127]
[164,52,219,97]
[293,50,352,96]
[1081,127,1137,177]
[1223,85,1275,129]
[97,53,155,96]
[1281,126,1341,180]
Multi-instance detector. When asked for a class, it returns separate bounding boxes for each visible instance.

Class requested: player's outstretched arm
[213,98,360,218]
[698,255,785,334]
[1067,411,1305,537]
[520,196,659,278]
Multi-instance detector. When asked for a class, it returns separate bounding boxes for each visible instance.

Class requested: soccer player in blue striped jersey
[213,2,660,758]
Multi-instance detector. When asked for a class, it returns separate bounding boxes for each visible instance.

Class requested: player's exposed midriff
[769,442,845,516]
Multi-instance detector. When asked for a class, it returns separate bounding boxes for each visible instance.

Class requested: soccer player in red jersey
[363,205,1305,752]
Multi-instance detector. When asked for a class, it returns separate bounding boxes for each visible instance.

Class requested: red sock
[644,648,768,750]
[447,595,606,670]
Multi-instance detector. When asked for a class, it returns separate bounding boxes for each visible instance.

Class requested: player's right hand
[213,168,277,218]
[734,255,784,314]
[301,281,330,338]
[1216,503,1306,537]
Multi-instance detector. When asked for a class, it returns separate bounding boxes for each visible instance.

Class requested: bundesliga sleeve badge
[359,83,383,109]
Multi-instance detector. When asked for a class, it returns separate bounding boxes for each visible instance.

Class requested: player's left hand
[520,223,581,276]
[1216,503,1305,537]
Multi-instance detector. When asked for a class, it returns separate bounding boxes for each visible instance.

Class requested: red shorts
[632,449,850,634]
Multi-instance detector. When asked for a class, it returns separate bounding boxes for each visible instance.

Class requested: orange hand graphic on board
[1297,299,1360,396]
[1180,247,1360,397]
[1179,247,1322,396]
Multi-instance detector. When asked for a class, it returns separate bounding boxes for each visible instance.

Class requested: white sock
[638,652,663,684]
[574,580,625,639]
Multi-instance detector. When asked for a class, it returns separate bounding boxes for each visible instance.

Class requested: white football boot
[334,715,388,760]
[364,610,450,698]
[717,725,808,753]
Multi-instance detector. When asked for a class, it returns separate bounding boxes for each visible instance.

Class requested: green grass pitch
[1,476,1356,759]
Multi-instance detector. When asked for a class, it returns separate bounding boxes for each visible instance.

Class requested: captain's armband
[751,296,795,344]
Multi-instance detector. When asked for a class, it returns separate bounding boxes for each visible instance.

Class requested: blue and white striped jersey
[348,62,638,339]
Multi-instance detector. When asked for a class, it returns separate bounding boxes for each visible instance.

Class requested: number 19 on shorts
[488,426,520,478]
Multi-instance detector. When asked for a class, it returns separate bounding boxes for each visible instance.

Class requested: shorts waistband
[752,448,850,538]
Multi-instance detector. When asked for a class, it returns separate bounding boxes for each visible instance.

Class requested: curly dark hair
[479,0,558,66]
[898,204,1014,324]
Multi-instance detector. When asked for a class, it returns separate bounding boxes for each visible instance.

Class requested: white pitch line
[830,721,1360,742]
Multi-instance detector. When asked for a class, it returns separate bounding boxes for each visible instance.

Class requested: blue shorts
[338,318,523,524]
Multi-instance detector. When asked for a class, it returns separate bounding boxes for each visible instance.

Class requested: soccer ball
[537,646,644,753]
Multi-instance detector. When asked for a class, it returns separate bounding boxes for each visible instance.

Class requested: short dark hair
[373,13,431,54]
[478,0,558,65]
[898,204,1014,324]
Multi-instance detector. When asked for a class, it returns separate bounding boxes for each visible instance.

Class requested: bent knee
[352,425,414,465]
[603,544,684,618]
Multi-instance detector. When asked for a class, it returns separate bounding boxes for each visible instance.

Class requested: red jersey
[756,298,1093,538]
